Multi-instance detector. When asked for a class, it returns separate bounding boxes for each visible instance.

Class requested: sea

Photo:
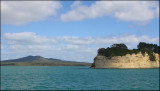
[1,66,159,90]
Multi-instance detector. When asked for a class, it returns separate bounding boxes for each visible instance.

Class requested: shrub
[149,53,156,61]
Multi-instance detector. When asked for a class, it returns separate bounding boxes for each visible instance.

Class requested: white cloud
[61,1,159,23]
[71,1,82,9]
[1,1,62,25]
[3,32,57,45]
[59,35,159,45]
[5,32,158,46]
[2,32,159,62]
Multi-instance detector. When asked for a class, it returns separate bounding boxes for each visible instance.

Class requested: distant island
[91,42,159,68]
[1,56,91,66]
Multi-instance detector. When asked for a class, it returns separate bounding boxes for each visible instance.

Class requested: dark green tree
[111,43,128,49]
[98,48,106,56]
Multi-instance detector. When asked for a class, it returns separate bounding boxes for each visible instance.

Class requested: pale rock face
[93,52,159,68]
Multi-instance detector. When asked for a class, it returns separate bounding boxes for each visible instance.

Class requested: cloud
[1,1,62,25]
[3,32,57,45]
[58,35,159,45]
[2,32,159,62]
[60,1,159,24]
[4,32,158,46]
[2,1,158,25]
[71,1,82,9]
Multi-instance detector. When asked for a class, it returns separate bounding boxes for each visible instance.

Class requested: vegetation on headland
[97,42,159,61]
[1,56,91,66]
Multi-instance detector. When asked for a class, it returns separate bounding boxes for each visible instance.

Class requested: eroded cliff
[92,52,159,68]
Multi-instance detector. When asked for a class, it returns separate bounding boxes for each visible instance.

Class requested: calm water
[1,66,159,90]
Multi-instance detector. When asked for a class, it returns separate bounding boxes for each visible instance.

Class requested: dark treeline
[98,42,159,61]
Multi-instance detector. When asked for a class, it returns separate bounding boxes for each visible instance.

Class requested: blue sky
[1,1,159,62]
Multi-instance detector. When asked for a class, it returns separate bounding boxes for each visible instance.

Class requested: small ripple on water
[1,66,159,90]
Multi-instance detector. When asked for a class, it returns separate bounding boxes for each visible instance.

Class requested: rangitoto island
[1,56,91,66]
[91,42,159,68]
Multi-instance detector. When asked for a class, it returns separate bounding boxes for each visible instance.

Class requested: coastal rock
[92,52,159,68]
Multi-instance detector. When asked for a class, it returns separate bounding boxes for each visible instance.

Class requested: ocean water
[1,66,159,90]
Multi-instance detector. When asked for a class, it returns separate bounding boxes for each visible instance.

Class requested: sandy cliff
[92,52,159,68]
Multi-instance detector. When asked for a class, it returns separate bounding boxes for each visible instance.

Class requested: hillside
[3,55,67,62]
[1,56,91,66]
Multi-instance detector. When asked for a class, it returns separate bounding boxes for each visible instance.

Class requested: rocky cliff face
[92,52,159,68]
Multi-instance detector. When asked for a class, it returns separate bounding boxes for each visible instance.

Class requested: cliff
[91,52,159,68]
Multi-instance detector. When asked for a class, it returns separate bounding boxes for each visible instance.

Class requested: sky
[1,1,159,62]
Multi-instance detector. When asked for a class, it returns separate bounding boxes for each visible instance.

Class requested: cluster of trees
[137,42,159,54]
[98,42,159,61]
[137,42,159,61]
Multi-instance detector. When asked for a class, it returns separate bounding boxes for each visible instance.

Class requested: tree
[137,42,147,50]
[137,42,158,51]
[98,48,106,56]
[111,43,128,49]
